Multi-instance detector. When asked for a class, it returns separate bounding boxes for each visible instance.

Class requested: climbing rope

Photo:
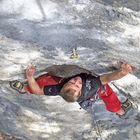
[91,103,103,140]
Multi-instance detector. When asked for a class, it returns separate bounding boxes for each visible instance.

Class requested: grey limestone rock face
[0,0,140,140]
[44,64,97,77]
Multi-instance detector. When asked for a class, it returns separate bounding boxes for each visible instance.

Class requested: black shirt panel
[77,73,102,103]
[43,84,62,96]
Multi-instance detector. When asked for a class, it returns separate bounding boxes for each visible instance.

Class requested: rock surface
[0,0,140,140]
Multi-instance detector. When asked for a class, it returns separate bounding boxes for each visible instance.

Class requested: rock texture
[0,0,140,140]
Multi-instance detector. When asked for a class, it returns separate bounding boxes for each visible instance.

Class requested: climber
[10,63,134,117]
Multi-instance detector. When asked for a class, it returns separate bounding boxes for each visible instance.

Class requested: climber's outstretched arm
[26,66,44,95]
[100,63,134,85]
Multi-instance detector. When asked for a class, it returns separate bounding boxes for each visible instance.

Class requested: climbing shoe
[10,80,25,94]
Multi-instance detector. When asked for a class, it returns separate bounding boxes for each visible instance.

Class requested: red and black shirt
[43,73,102,103]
